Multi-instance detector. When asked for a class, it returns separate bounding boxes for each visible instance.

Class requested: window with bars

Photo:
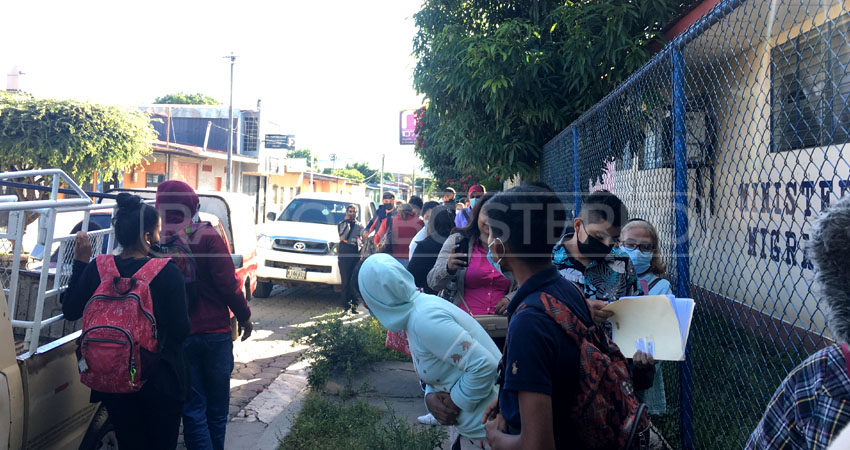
[241,117,260,154]
[771,15,850,152]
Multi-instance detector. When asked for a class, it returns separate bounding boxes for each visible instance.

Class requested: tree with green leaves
[0,92,157,223]
[153,92,220,105]
[288,149,314,168]
[413,0,685,183]
[321,168,366,180]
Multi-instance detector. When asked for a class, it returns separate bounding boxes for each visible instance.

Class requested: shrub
[278,393,446,450]
[292,315,410,391]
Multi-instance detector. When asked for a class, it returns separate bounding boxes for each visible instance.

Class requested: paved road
[176,284,342,449]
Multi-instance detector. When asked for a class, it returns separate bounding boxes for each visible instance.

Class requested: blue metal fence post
[672,46,694,449]
[572,128,581,216]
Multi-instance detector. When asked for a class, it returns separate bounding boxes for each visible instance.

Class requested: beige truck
[0,169,121,450]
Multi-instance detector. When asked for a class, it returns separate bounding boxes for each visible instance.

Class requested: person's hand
[494,297,510,316]
[74,231,92,262]
[425,392,460,425]
[482,397,499,424]
[633,350,656,369]
[447,245,468,272]
[587,299,614,324]
[239,320,253,341]
[485,413,508,446]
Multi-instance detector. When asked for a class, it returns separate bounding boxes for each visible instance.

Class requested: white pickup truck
[254,193,375,297]
[0,169,134,450]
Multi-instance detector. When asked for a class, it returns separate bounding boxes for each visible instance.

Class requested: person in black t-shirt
[63,194,190,450]
[481,185,589,450]
[337,204,364,312]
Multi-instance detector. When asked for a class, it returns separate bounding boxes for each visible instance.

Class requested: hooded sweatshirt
[155,180,251,334]
[359,254,500,439]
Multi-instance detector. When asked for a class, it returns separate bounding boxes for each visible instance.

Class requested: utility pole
[412,167,416,198]
[224,52,237,192]
[379,154,385,200]
[330,153,337,175]
[310,154,315,192]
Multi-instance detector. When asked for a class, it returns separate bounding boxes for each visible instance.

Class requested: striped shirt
[746,344,850,449]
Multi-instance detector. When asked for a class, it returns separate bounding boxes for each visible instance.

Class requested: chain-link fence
[541,0,849,448]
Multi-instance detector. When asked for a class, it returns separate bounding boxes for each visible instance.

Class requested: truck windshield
[278,199,358,224]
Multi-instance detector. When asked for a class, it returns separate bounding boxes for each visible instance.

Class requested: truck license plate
[286,267,307,280]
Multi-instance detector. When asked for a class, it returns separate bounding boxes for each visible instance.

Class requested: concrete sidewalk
[223,359,453,450]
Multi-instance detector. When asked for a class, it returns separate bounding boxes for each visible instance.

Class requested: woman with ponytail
[62,193,190,450]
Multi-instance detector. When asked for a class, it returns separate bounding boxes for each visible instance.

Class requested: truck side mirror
[266,212,277,221]
[231,254,243,269]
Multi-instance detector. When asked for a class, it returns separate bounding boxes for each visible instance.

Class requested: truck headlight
[258,234,273,249]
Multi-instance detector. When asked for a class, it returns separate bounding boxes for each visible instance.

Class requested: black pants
[100,383,183,450]
[338,243,360,309]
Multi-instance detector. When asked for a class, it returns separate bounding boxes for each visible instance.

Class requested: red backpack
[514,290,650,449]
[77,255,168,394]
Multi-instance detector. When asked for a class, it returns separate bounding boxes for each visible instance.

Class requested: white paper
[602,295,695,361]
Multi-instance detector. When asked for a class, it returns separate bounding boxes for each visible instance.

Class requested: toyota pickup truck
[254,193,375,297]
[0,169,122,450]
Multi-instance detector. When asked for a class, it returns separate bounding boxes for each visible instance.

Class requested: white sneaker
[417,413,440,426]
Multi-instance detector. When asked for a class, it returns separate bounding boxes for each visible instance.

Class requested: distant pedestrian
[155,180,252,450]
[409,200,440,260]
[337,204,364,312]
[408,205,455,295]
[409,195,424,216]
[63,194,190,450]
[455,185,486,229]
[374,203,423,268]
[441,187,457,206]
[747,195,850,450]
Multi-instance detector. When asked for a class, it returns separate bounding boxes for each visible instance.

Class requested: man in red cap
[155,180,252,450]
[454,185,485,229]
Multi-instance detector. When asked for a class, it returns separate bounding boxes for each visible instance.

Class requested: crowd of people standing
[349,183,850,450]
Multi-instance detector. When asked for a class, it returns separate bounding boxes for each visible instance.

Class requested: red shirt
[374,215,424,260]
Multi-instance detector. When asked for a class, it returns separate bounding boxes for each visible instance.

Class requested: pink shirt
[462,243,511,315]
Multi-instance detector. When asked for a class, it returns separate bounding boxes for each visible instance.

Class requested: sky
[0,0,426,175]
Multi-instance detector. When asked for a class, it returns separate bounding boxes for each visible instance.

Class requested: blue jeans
[182,332,234,450]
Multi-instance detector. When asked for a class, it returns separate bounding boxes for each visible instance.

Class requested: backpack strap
[647,277,663,292]
[462,208,471,223]
[95,255,121,282]
[134,258,171,285]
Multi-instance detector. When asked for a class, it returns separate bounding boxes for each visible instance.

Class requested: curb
[254,383,308,450]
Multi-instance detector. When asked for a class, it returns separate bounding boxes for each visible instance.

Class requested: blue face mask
[487,238,514,283]
[622,247,653,275]
[470,198,478,209]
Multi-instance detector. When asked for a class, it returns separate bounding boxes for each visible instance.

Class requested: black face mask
[149,241,162,255]
[576,226,613,260]
[384,203,393,211]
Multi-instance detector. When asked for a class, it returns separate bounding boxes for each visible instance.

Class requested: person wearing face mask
[429,192,516,329]
[619,218,671,416]
[551,190,638,313]
[409,201,439,260]
[455,185,486,229]
[155,180,252,450]
[366,191,397,236]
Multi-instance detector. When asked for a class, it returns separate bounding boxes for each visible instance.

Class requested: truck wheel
[231,316,240,341]
[79,404,118,450]
[254,281,273,298]
[244,279,253,302]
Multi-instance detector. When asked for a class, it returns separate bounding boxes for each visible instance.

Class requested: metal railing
[0,169,117,357]
[540,0,849,448]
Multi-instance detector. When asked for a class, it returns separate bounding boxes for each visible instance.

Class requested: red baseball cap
[468,185,485,196]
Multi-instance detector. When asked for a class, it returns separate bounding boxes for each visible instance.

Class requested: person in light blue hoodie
[619,218,671,415]
[358,253,500,449]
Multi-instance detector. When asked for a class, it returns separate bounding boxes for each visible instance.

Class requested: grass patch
[278,392,446,450]
[292,314,410,391]
[651,310,805,449]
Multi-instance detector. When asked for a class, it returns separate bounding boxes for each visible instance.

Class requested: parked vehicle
[255,193,376,297]
[0,169,122,450]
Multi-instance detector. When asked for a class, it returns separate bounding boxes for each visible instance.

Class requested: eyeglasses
[619,240,654,252]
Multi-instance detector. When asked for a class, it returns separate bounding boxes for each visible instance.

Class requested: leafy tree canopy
[0,92,157,221]
[413,0,686,182]
[288,149,313,167]
[321,168,366,180]
[153,92,220,105]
